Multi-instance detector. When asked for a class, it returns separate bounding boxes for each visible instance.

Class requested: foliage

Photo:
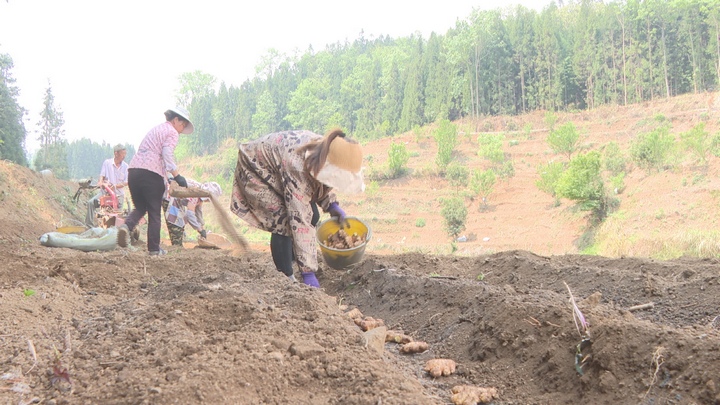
[535,161,565,198]
[433,119,458,171]
[630,125,676,172]
[166,1,720,159]
[387,141,410,178]
[544,112,558,130]
[680,123,712,166]
[0,53,28,166]
[555,151,608,221]
[602,141,627,175]
[440,196,467,238]
[547,122,580,160]
[65,139,135,181]
[469,168,496,208]
[445,162,468,191]
[35,83,69,178]
[415,218,426,227]
[477,133,505,164]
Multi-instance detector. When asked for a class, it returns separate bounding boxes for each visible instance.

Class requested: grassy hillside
[178,92,720,260]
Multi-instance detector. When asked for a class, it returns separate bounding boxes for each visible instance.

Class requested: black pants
[272,203,319,276]
[125,168,165,253]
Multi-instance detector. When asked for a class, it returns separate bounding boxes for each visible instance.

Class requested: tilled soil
[1,243,719,405]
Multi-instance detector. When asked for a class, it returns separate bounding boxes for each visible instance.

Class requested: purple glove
[328,202,346,225]
[301,272,320,288]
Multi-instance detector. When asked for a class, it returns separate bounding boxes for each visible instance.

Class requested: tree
[440,196,467,239]
[34,82,68,179]
[547,122,581,160]
[176,70,217,108]
[0,53,27,166]
[387,141,410,178]
[252,90,278,136]
[285,77,339,133]
[556,151,608,221]
[469,168,496,209]
[433,119,458,171]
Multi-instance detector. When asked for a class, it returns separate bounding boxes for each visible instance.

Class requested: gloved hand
[173,174,188,188]
[301,272,320,288]
[199,229,207,239]
[328,202,346,226]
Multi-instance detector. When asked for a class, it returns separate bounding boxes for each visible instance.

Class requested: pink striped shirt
[129,121,179,178]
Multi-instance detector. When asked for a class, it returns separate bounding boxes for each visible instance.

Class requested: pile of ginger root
[343,305,498,404]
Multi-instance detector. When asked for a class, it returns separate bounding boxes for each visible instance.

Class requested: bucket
[316,216,371,270]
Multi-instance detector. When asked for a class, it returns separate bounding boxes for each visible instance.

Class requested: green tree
[252,90,278,136]
[0,53,27,166]
[34,83,68,179]
[445,162,469,193]
[556,151,608,220]
[536,160,565,202]
[387,141,410,178]
[176,70,217,108]
[469,168,496,209]
[547,122,581,160]
[440,196,467,238]
[680,122,712,166]
[285,77,339,133]
[433,119,458,171]
[630,124,676,171]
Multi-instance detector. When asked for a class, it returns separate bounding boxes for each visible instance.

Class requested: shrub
[445,163,469,192]
[387,141,410,178]
[536,161,565,198]
[415,218,426,227]
[680,123,711,165]
[433,119,458,170]
[630,124,676,172]
[602,142,626,175]
[440,196,467,238]
[469,168,496,208]
[547,122,580,160]
[555,151,608,221]
[478,133,505,164]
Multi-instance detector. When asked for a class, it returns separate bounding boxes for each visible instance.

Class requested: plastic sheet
[39,227,118,252]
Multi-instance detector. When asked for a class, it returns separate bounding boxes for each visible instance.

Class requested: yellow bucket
[316,216,371,270]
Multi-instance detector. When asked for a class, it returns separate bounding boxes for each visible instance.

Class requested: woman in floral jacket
[231,129,364,288]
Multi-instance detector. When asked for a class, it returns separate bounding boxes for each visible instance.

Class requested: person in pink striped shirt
[117,107,193,256]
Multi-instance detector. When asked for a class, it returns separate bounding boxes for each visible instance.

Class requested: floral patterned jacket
[230,130,336,272]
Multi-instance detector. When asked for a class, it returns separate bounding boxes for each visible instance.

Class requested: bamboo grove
[176,0,720,156]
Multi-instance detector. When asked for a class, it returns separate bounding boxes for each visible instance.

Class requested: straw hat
[167,106,194,134]
[314,136,365,194]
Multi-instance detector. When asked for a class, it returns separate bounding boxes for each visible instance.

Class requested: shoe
[149,249,167,256]
[288,274,297,283]
[117,224,129,248]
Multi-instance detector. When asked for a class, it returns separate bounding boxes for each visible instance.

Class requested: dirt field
[2,93,720,404]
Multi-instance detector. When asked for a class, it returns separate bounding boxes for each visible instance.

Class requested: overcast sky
[0,0,552,154]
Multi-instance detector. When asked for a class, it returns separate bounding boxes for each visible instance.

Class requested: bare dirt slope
[1,93,720,405]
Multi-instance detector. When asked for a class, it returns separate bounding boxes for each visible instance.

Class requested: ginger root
[354,316,384,331]
[385,330,413,344]
[399,341,429,354]
[450,385,499,405]
[424,359,456,377]
[346,308,363,320]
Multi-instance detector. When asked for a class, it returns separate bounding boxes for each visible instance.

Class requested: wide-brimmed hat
[167,106,194,134]
[313,136,365,194]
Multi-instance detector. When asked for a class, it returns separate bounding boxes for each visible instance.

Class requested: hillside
[1,93,719,404]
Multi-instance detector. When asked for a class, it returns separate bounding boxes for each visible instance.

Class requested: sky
[0,0,552,154]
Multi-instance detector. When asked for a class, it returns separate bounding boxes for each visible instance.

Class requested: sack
[40,227,118,252]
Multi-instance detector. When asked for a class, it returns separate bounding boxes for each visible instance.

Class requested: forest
[0,0,719,177]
